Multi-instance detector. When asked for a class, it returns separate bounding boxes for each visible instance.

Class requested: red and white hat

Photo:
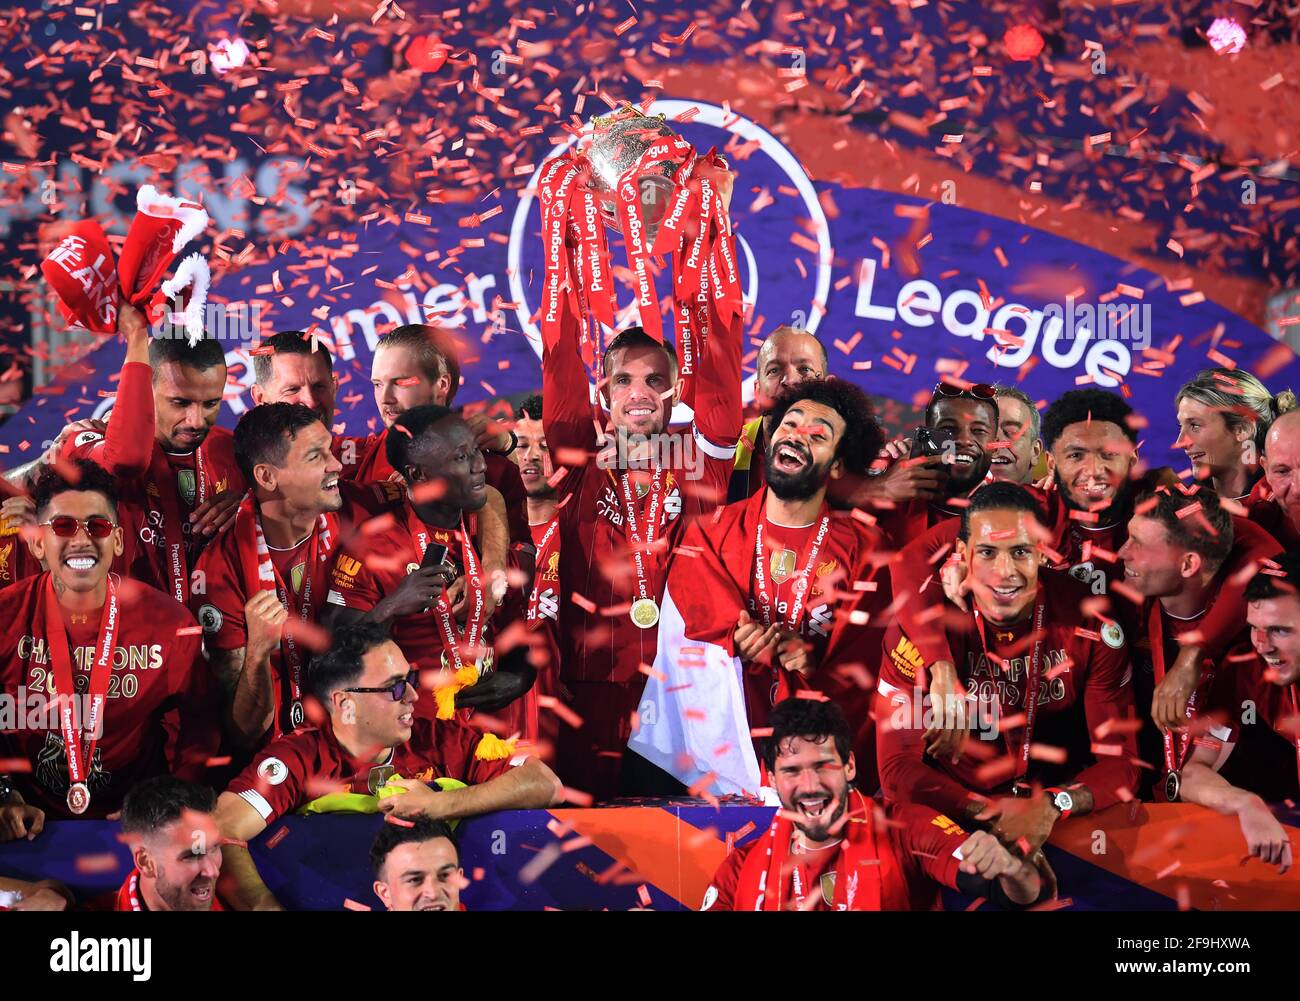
[41,184,211,342]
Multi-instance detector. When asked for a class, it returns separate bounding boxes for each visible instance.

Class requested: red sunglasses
[933,380,996,401]
[41,516,116,540]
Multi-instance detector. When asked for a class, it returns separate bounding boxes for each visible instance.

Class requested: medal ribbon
[618,466,666,607]
[42,573,118,796]
[752,504,831,634]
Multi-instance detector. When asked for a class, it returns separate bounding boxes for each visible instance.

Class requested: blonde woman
[1174,368,1297,500]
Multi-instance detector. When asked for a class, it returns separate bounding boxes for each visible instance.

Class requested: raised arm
[542,306,597,454]
[213,791,282,911]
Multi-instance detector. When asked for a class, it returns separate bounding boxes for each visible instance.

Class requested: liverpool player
[371,817,464,912]
[1172,555,1300,872]
[543,315,742,800]
[1116,487,1280,797]
[1176,368,1293,501]
[0,461,218,820]
[702,698,1048,911]
[112,776,224,911]
[214,622,561,910]
[634,380,886,793]
[324,405,532,720]
[873,381,997,548]
[60,303,244,604]
[729,326,827,502]
[877,482,1139,855]
[191,403,394,753]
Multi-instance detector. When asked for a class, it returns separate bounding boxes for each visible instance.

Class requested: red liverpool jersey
[0,573,218,818]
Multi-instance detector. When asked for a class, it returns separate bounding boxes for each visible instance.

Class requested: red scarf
[732,791,905,911]
[114,868,224,911]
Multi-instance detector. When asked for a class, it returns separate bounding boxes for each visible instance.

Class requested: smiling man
[0,461,217,823]
[988,386,1043,485]
[633,381,887,793]
[1171,554,1300,872]
[1247,409,1300,550]
[543,317,741,800]
[702,698,1049,911]
[371,817,465,912]
[877,481,1139,855]
[214,621,561,910]
[190,403,401,755]
[57,304,244,605]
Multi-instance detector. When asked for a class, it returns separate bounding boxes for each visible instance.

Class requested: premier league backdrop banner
[0,2,1295,466]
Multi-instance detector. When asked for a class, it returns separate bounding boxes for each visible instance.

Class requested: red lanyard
[526,516,561,622]
[618,467,666,608]
[752,505,831,634]
[1149,603,1204,774]
[151,445,207,603]
[972,591,1048,785]
[42,574,119,814]
[407,508,487,670]
[1289,685,1300,791]
[247,499,334,731]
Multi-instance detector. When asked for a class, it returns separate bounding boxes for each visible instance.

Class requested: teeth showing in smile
[953,454,975,465]
[993,585,1019,596]
[323,477,339,490]
[65,556,96,571]
[626,407,654,417]
[776,443,807,468]
[798,797,829,820]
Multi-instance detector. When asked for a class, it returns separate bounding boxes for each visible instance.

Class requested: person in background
[1175,368,1294,501]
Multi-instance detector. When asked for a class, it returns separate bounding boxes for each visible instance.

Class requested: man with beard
[109,776,224,911]
[323,405,533,724]
[1169,554,1300,873]
[1116,487,1280,798]
[215,622,561,910]
[874,381,998,549]
[729,326,827,503]
[59,304,244,604]
[1246,409,1300,549]
[512,395,559,742]
[0,462,217,822]
[371,817,465,912]
[191,403,400,754]
[876,482,1139,855]
[543,318,741,800]
[632,381,887,794]
[988,386,1043,485]
[701,698,1048,911]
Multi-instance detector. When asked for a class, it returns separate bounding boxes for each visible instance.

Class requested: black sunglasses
[345,671,419,701]
[933,380,996,401]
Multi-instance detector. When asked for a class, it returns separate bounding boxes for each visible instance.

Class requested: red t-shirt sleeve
[190,537,248,652]
[701,840,751,911]
[486,453,531,548]
[1072,630,1140,809]
[891,802,966,892]
[875,684,984,818]
[61,361,155,478]
[690,308,742,452]
[226,735,312,825]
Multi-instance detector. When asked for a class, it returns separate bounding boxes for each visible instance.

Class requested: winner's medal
[630,597,660,629]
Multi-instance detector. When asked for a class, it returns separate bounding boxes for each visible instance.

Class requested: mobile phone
[419,540,451,571]
[910,426,956,460]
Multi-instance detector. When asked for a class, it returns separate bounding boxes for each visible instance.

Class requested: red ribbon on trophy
[536,106,742,407]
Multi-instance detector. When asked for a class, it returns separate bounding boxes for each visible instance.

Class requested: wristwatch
[1044,787,1074,819]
